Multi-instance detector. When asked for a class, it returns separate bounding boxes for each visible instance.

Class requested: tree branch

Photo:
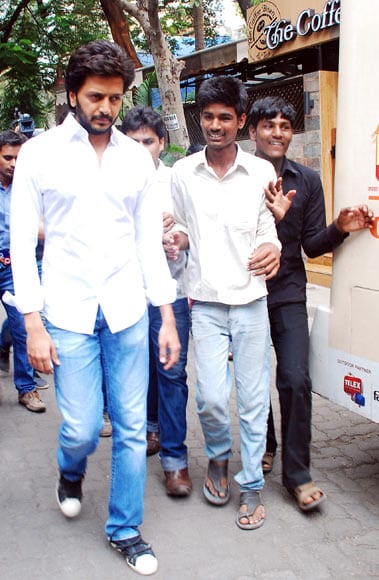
[1,0,34,43]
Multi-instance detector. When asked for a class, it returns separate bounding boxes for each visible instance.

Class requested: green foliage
[132,72,158,108]
[129,0,222,53]
[0,0,225,130]
[0,0,110,130]
[161,143,186,167]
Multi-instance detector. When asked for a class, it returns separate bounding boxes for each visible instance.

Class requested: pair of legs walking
[147,298,191,496]
[0,264,46,412]
[48,307,157,574]
[267,302,325,510]
[191,298,270,529]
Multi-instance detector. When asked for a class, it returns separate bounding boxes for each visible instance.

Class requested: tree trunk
[99,0,141,67]
[235,0,250,21]
[193,1,205,51]
[147,34,189,149]
[117,0,190,150]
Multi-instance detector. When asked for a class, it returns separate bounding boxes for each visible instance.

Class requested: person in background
[0,315,48,389]
[8,41,180,576]
[0,129,47,411]
[249,96,374,511]
[167,76,281,530]
[121,106,191,497]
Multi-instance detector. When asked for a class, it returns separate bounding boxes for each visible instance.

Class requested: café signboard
[247,0,340,62]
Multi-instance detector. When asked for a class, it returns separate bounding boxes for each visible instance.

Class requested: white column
[310,0,379,422]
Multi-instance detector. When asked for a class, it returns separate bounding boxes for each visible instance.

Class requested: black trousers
[267,302,312,490]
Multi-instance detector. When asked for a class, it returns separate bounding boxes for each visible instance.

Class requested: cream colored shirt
[156,160,187,299]
[171,145,281,305]
[9,114,176,334]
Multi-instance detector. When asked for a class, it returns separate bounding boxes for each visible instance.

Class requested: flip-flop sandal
[203,459,230,506]
[293,481,326,511]
[236,490,265,530]
[262,451,275,474]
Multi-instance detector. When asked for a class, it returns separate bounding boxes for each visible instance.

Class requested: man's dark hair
[120,106,165,139]
[0,130,27,149]
[197,75,248,117]
[249,96,296,128]
[186,143,204,156]
[65,40,135,108]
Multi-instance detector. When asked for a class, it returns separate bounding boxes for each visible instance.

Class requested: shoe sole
[35,383,49,390]
[18,402,46,413]
[127,555,158,576]
[110,541,158,576]
[203,481,230,506]
[56,488,82,518]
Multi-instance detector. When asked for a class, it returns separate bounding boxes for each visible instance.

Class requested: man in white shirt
[121,106,191,498]
[167,76,281,531]
[9,41,179,577]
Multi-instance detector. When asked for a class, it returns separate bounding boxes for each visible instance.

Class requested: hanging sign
[247,0,340,62]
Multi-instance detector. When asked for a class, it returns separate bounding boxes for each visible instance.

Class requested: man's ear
[238,112,247,130]
[68,91,77,109]
[158,137,165,155]
[249,125,257,142]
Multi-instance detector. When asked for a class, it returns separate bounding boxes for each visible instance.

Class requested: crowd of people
[0,39,374,576]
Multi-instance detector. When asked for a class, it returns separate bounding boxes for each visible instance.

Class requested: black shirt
[267,157,347,309]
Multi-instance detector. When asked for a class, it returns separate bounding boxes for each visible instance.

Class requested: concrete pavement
[0,285,378,579]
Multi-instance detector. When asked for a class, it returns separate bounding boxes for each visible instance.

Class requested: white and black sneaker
[56,474,83,518]
[109,534,158,576]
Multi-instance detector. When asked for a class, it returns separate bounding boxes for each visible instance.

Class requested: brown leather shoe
[146,431,160,456]
[18,389,46,413]
[164,468,192,497]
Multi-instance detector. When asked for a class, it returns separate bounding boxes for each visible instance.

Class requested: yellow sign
[247,0,340,62]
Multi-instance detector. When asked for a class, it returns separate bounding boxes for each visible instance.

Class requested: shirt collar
[196,144,249,176]
[61,112,122,147]
[280,156,299,178]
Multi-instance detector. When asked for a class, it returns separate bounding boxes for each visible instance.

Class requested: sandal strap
[239,490,263,516]
[207,459,229,494]
[294,481,322,502]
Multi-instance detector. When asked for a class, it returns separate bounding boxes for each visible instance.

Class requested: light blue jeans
[191,298,270,491]
[46,308,149,541]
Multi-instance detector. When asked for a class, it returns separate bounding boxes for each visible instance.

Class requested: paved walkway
[0,285,378,579]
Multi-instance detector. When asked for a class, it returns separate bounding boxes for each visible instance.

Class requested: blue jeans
[0,265,37,395]
[148,298,190,471]
[191,299,270,491]
[46,308,149,541]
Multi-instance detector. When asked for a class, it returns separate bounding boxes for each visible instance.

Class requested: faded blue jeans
[46,307,149,541]
[191,298,270,491]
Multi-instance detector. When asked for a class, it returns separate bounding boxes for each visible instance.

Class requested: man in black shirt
[249,96,373,511]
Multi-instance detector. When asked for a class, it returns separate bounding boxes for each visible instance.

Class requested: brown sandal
[262,451,275,474]
[292,481,326,511]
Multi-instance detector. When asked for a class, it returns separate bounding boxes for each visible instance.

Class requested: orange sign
[247,0,340,62]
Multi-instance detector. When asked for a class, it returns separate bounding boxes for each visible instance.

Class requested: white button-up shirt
[9,114,176,334]
[156,160,187,300]
[171,146,281,305]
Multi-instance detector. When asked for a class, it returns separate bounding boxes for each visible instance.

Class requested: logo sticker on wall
[343,374,365,407]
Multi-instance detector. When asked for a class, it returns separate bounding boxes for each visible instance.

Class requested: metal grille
[184,76,304,146]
